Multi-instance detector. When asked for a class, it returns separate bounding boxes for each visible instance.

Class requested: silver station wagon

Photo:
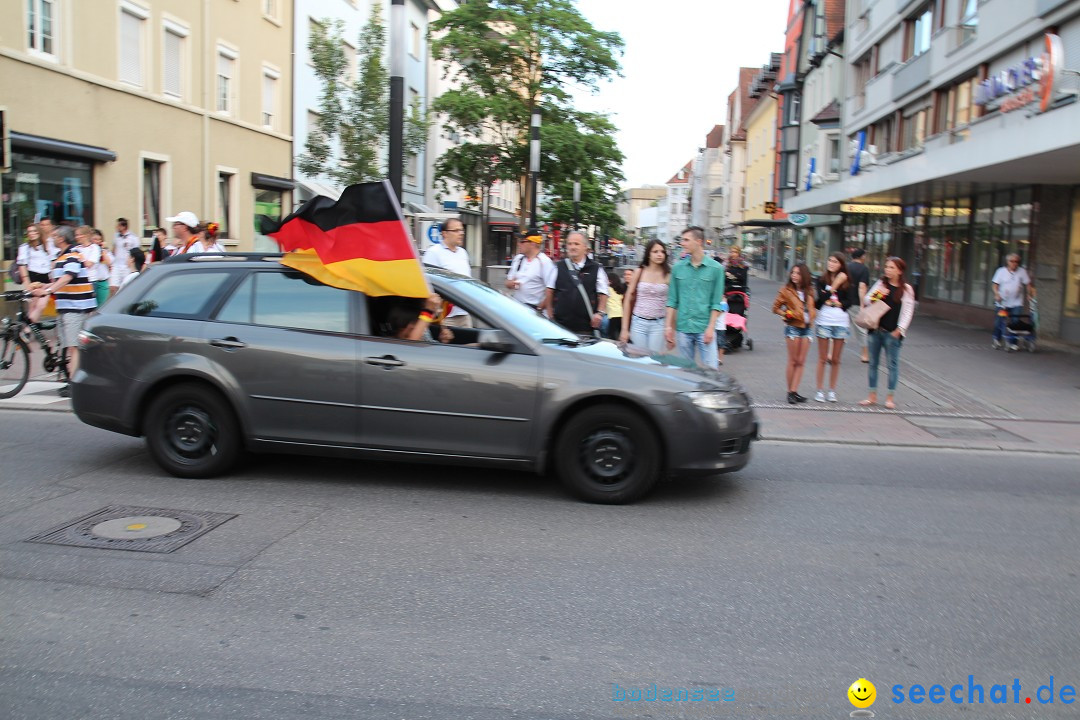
[72,254,757,503]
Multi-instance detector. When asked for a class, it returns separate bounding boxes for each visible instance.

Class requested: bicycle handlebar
[3,290,28,301]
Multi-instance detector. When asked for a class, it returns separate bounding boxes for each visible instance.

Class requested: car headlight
[682,391,747,413]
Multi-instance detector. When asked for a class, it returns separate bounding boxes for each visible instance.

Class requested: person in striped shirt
[30,225,97,395]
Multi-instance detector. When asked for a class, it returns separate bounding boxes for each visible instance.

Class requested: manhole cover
[25,505,237,553]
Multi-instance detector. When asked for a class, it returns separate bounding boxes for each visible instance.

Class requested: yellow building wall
[0,0,293,256]
[743,95,777,221]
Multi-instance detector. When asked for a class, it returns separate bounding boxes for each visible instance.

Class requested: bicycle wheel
[0,335,31,399]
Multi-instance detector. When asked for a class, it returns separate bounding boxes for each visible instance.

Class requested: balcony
[893,51,931,102]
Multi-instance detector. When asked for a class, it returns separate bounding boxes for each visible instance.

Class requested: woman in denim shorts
[772,264,816,403]
[812,253,852,403]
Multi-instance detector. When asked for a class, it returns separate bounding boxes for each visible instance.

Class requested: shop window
[255,188,284,232]
[143,160,163,235]
[2,152,94,260]
[27,0,57,58]
[119,3,148,87]
[971,194,994,307]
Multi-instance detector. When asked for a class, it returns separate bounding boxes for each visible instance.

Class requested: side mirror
[477,329,515,354]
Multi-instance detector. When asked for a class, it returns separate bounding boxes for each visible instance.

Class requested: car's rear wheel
[145,383,241,478]
[555,404,661,504]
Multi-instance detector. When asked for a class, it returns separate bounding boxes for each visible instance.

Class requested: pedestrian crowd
[8,209,225,396]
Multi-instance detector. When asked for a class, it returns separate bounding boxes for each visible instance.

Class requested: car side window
[129,271,234,318]
[216,271,351,333]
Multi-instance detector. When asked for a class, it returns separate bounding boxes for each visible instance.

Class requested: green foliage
[431,0,625,226]
[297,5,430,186]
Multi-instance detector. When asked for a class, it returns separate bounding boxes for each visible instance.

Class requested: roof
[809,99,841,125]
[666,160,693,185]
[729,67,761,141]
[705,125,724,149]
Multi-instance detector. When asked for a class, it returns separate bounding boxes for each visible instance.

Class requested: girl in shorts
[812,253,851,403]
[772,263,816,404]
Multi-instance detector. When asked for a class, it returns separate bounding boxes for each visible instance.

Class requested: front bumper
[663,399,758,476]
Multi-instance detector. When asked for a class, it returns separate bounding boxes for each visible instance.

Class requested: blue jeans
[677,331,718,368]
[867,331,903,393]
[630,315,666,353]
[993,306,1023,343]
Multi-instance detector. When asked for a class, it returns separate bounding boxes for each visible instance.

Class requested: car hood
[554,339,739,391]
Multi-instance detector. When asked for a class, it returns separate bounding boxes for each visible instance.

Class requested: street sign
[764,201,777,214]
[789,213,810,226]
[427,224,443,245]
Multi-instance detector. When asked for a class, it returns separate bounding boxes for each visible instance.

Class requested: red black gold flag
[262,180,429,298]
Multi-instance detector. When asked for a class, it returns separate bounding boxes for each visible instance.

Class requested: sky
[570,0,791,188]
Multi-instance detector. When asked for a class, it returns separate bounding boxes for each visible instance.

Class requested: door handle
[210,337,247,350]
[365,355,405,368]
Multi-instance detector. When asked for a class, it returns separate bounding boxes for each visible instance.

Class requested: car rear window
[129,271,235,318]
[215,271,351,333]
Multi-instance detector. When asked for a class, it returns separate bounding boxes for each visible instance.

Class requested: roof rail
[161,251,284,263]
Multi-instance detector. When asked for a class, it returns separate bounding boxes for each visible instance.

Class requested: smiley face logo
[848,678,876,708]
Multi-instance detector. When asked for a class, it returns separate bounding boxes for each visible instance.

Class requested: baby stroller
[724,289,753,351]
[1006,297,1038,352]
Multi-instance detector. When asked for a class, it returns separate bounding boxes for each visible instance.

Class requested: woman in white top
[812,253,851,403]
[185,222,226,254]
[15,223,57,323]
[619,239,670,352]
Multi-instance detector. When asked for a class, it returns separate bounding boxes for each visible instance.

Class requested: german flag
[263,181,429,298]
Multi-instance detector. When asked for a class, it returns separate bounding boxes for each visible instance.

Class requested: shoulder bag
[854,299,890,329]
[564,259,600,338]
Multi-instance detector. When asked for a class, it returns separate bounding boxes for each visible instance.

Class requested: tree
[431,0,624,228]
[296,4,428,186]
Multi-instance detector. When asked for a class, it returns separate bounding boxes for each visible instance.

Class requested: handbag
[854,300,889,330]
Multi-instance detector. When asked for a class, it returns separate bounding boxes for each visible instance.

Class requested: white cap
[165,211,199,228]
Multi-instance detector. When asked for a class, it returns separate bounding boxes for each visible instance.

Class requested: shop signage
[841,203,901,215]
[974,33,1063,113]
[789,213,811,226]
[764,201,777,214]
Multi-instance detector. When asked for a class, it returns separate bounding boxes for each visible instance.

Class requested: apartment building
[720,67,761,244]
[785,0,1080,342]
[662,161,692,242]
[689,125,725,242]
[616,186,666,243]
[742,56,785,277]
[1,0,294,259]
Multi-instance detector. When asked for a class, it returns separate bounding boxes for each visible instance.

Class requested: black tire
[144,383,242,478]
[0,335,31,399]
[555,404,661,504]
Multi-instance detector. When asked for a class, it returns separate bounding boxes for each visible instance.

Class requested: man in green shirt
[665,226,725,367]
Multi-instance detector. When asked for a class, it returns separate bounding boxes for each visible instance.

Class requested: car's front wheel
[555,404,661,504]
[144,383,241,478]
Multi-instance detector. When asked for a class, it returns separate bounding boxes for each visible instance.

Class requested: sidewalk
[725,273,1080,455]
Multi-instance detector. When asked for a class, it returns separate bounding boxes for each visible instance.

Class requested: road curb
[755,436,1080,456]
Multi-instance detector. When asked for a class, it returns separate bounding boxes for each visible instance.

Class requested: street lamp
[388,0,405,202]
[572,174,580,231]
[529,107,541,233]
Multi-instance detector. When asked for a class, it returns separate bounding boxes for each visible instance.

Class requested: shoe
[827,390,838,403]
[793,392,808,403]
[814,390,826,403]
[57,385,70,398]
[992,338,1003,349]
[1007,343,1019,352]
[787,391,798,404]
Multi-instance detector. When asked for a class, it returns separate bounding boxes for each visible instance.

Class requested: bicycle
[0,290,70,399]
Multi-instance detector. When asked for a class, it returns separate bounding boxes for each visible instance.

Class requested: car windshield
[434,274,579,343]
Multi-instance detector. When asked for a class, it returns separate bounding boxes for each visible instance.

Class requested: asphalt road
[1,410,1078,719]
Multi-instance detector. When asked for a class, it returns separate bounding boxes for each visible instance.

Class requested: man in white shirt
[166,211,200,253]
[991,253,1035,351]
[421,217,472,327]
[505,231,553,313]
[110,217,142,295]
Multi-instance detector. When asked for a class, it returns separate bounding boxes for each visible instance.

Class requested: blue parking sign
[427,224,443,245]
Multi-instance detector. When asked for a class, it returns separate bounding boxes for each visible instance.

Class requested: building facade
[720,68,761,244]
[741,56,785,277]
[786,0,1080,343]
[689,125,725,241]
[2,0,294,260]
[662,161,692,242]
[616,186,666,244]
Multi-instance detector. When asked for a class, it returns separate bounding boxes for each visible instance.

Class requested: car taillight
[77,330,103,348]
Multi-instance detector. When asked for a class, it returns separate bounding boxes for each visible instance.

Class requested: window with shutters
[27,0,57,59]
[262,68,278,129]
[119,3,148,87]
[162,22,187,99]
[217,47,236,114]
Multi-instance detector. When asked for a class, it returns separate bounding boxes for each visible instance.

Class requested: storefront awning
[295,179,343,201]
[10,132,116,163]
[251,172,294,191]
